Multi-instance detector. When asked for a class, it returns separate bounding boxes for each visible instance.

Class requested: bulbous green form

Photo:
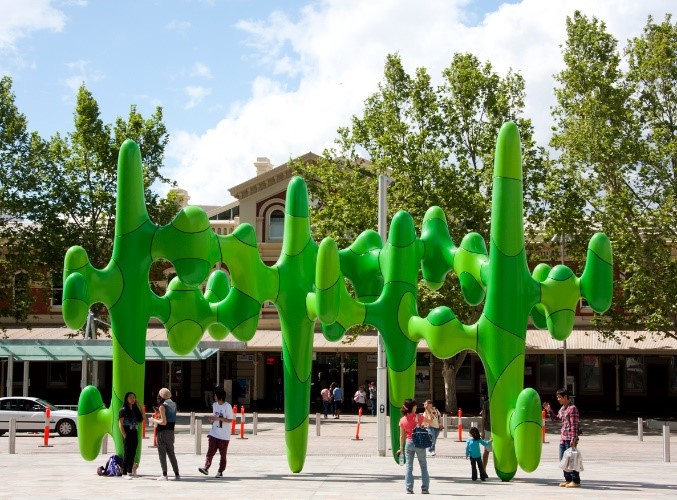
[65,122,613,480]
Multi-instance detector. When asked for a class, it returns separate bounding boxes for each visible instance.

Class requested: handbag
[559,446,584,472]
[412,426,433,449]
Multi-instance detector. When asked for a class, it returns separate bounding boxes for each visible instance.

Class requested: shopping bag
[559,446,584,472]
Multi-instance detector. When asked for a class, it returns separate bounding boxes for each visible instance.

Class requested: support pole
[22,361,29,397]
[7,356,14,397]
[316,413,321,436]
[442,414,448,438]
[9,418,16,454]
[195,418,202,455]
[638,418,643,441]
[663,425,671,463]
[253,412,258,436]
[190,412,195,435]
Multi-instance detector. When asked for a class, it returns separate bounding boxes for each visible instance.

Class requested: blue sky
[1,0,672,205]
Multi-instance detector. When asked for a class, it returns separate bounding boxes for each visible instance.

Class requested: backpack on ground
[97,454,123,476]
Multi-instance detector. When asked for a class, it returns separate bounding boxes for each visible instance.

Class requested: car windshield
[35,399,57,411]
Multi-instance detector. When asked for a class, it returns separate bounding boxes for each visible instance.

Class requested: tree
[549,12,677,341]
[0,82,180,327]
[293,53,547,411]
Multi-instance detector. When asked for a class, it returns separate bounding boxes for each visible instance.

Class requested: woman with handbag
[423,400,443,456]
[397,399,433,494]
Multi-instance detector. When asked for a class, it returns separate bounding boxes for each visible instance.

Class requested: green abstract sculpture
[63,121,612,480]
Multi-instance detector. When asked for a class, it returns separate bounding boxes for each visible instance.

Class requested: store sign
[237,354,254,362]
[367,354,378,363]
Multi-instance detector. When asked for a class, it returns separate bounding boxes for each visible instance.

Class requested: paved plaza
[1,413,675,498]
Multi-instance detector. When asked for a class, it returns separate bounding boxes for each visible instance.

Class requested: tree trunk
[441,350,468,413]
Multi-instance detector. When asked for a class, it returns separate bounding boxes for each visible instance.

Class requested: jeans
[427,427,440,453]
[469,456,488,480]
[404,441,430,492]
[559,440,580,484]
[322,400,331,418]
[370,398,377,416]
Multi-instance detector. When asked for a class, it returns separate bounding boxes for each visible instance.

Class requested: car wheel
[56,419,76,437]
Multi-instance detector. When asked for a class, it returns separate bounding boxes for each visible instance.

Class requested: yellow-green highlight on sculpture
[63,121,612,479]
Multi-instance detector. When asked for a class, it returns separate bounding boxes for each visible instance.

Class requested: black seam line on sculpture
[66,262,89,273]
[169,220,211,235]
[493,175,523,183]
[230,286,262,307]
[114,332,144,366]
[79,397,106,417]
[476,324,479,353]
[168,318,203,332]
[171,257,212,270]
[230,311,260,331]
[149,225,159,260]
[107,259,125,311]
[425,309,457,327]
[317,272,341,292]
[304,301,314,323]
[233,232,258,249]
[545,308,576,317]
[274,268,281,304]
[348,246,379,257]
[166,294,172,328]
[494,466,513,479]
[460,246,488,256]
[545,273,574,282]
[587,246,612,266]
[481,314,524,342]
[63,296,88,307]
[488,351,524,402]
[283,236,312,259]
[383,280,417,291]
[112,388,123,408]
[388,236,417,249]
[218,236,224,267]
[513,419,542,431]
[489,237,525,259]
[119,218,152,239]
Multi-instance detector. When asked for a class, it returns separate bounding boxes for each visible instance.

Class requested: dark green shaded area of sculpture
[63,122,612,479]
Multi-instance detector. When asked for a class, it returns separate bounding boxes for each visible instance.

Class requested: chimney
[254,157,273,176]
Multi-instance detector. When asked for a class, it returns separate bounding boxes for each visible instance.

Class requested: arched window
[268,209,285,241]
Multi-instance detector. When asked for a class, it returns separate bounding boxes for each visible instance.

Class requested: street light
[551,232,572,393]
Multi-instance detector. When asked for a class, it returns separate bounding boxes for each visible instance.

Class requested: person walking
[198,387,233,478]
[422,400,443,456]
[353,385,368,414]
[320,385,332,418]
[465,426,491,481]
[332,383,343,419]
[149,388,180,481]
[118,391,143,479]
[397,399,432,494]
[368,380,377,416]
[543,388,581,488]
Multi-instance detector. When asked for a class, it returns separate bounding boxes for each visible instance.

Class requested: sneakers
[422,490,430,494]
[215,472,223,478]
[559,481,570,487]
[428,451,436,456]
[406,489,414,494]
[174,475,181,481]
[124,474,132,480]
[157,475,168,481]
[565,482,581,488]
[199,467,209,475]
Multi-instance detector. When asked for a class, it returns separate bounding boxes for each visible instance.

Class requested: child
[465,426,491,481]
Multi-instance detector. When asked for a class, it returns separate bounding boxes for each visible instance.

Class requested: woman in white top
[423,400,443,456]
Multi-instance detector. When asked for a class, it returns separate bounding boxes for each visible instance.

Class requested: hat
[159,388,172,399]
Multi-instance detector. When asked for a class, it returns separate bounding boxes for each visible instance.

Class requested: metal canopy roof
[0,339,236,362]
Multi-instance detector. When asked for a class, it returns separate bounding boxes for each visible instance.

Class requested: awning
[0,339,240,362]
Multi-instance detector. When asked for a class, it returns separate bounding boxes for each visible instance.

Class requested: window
[670,357,677,395]
[268,209,285,241]
[539,355,557,390]
[456,355,473,390]
[580,355,601,393]
[47,362,67,388]
[624,356,646,393]
[51,270,63,309]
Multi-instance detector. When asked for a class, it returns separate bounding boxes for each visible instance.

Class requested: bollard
[457,408,463,442]
[542,410,547,443]
[353,407,363,441]
[39,407,53,448]
[195,418,202,455]
[471,420,476,430]
[239,406,247,439]
[253,412,258,436]
[149,410,158,448]
[442,414,448,438]
[316,412,321,436]
[190,412,196,436]
[101,434,108,455]
[663,425,671,463]
[231,405,238,435]
[142,405,147,439]
[638,418,644,441]
[9,418,16,454]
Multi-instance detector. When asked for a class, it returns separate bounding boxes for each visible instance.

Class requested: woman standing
[118,391,143,479]
[397,399,432,494]
[423,400,443,456]
[148,388,180,481]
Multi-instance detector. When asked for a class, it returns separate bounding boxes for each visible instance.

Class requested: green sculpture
[63,122,612,480]
[314,122,612,480]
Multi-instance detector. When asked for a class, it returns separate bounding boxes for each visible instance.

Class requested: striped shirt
[548,403,580,444]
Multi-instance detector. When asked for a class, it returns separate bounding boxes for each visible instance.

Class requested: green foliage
[550,12,677,340]
[0,80,179,324]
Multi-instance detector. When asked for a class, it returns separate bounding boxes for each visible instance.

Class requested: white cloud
[0,0,66,51]
[166,19,192,33]
[189,62,212,79]
[61,59,104,99]
[167,0,674,205]
[184,85,212,109]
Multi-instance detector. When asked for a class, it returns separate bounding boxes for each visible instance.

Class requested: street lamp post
[377,175,392,457]
[553,232,568,391]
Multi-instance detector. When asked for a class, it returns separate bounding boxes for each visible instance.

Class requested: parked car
[0,397,77,437]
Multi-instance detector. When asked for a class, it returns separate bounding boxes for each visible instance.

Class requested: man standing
[199,387,233,478]
[368,380,377,416]
[543,388,580,488]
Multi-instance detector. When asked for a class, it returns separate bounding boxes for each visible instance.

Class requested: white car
[0,396,77,437]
